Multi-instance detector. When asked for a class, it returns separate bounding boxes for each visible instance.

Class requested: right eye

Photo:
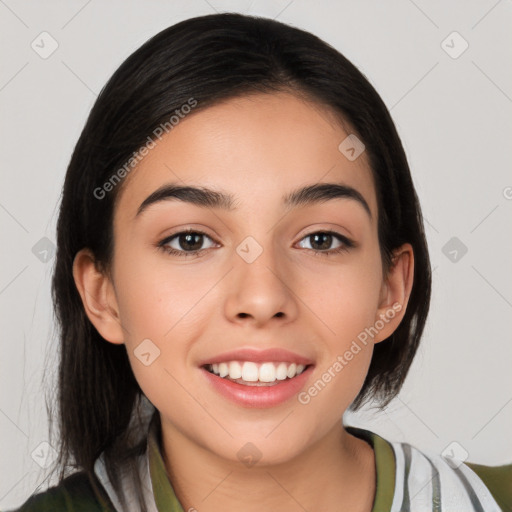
[158,229,218,258]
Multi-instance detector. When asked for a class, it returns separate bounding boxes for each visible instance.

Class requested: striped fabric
[94,449,158,512]
[387,440,502,511]
[90,413,508,512]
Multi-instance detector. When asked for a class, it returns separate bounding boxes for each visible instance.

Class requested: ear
[72,248,125,345]
[373,243,415,344]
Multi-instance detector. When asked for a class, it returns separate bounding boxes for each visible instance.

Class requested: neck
[159,419,376,512]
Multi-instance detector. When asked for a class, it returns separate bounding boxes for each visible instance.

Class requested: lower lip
[201,365,314,408]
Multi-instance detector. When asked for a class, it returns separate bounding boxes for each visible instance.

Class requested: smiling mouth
[203,361,312,386]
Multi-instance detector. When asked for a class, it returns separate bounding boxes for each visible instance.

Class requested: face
[74,91,413,466]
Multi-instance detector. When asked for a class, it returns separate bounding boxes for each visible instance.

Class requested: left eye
[297,231,353,254]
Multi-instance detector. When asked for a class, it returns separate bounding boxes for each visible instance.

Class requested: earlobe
[72,248,125,345]
[374,243,415,343]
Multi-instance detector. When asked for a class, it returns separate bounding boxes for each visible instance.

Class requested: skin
[73,91,414,511]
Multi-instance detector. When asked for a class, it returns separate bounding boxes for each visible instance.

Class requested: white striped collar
[93,414,503,512]
[388,439,502,512]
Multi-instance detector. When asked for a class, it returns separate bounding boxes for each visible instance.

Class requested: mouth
[199,351,315,408]
[198,347,315,407]
[202,361,312,387]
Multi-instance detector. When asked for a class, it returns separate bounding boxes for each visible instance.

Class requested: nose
[223,240,299,327]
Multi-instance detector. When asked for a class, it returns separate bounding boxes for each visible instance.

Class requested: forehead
[115,92,377,220]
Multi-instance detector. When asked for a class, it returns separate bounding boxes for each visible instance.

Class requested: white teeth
[241,362,259,382]
[218,362,229,378]
[228,361,242,379]
[276,362,288,380]
[207,360,308,383]
[259,362,276,383]
[286,363,297,379]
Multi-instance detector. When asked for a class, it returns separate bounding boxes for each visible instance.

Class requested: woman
[10,12,511,512]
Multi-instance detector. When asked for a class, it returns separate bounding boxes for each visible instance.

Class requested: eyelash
[157,228,355,258]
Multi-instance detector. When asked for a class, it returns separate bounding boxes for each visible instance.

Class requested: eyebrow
[135,182,372,219]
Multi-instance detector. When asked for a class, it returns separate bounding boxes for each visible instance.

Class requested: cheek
[308,251,384,339]
[299,267,381,418]
[112,252,208,339]
[111,255,217,393]
[115,267,203,417]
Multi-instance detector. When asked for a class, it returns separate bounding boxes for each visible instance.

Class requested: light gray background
[1,0,511,509]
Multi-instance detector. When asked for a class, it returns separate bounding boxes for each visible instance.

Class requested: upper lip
[198,348,315,367]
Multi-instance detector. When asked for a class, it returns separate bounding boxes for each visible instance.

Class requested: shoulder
[391,439,512,512]
[347,426,512,511]
[465,461,512,512]
[6,471,116,512]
